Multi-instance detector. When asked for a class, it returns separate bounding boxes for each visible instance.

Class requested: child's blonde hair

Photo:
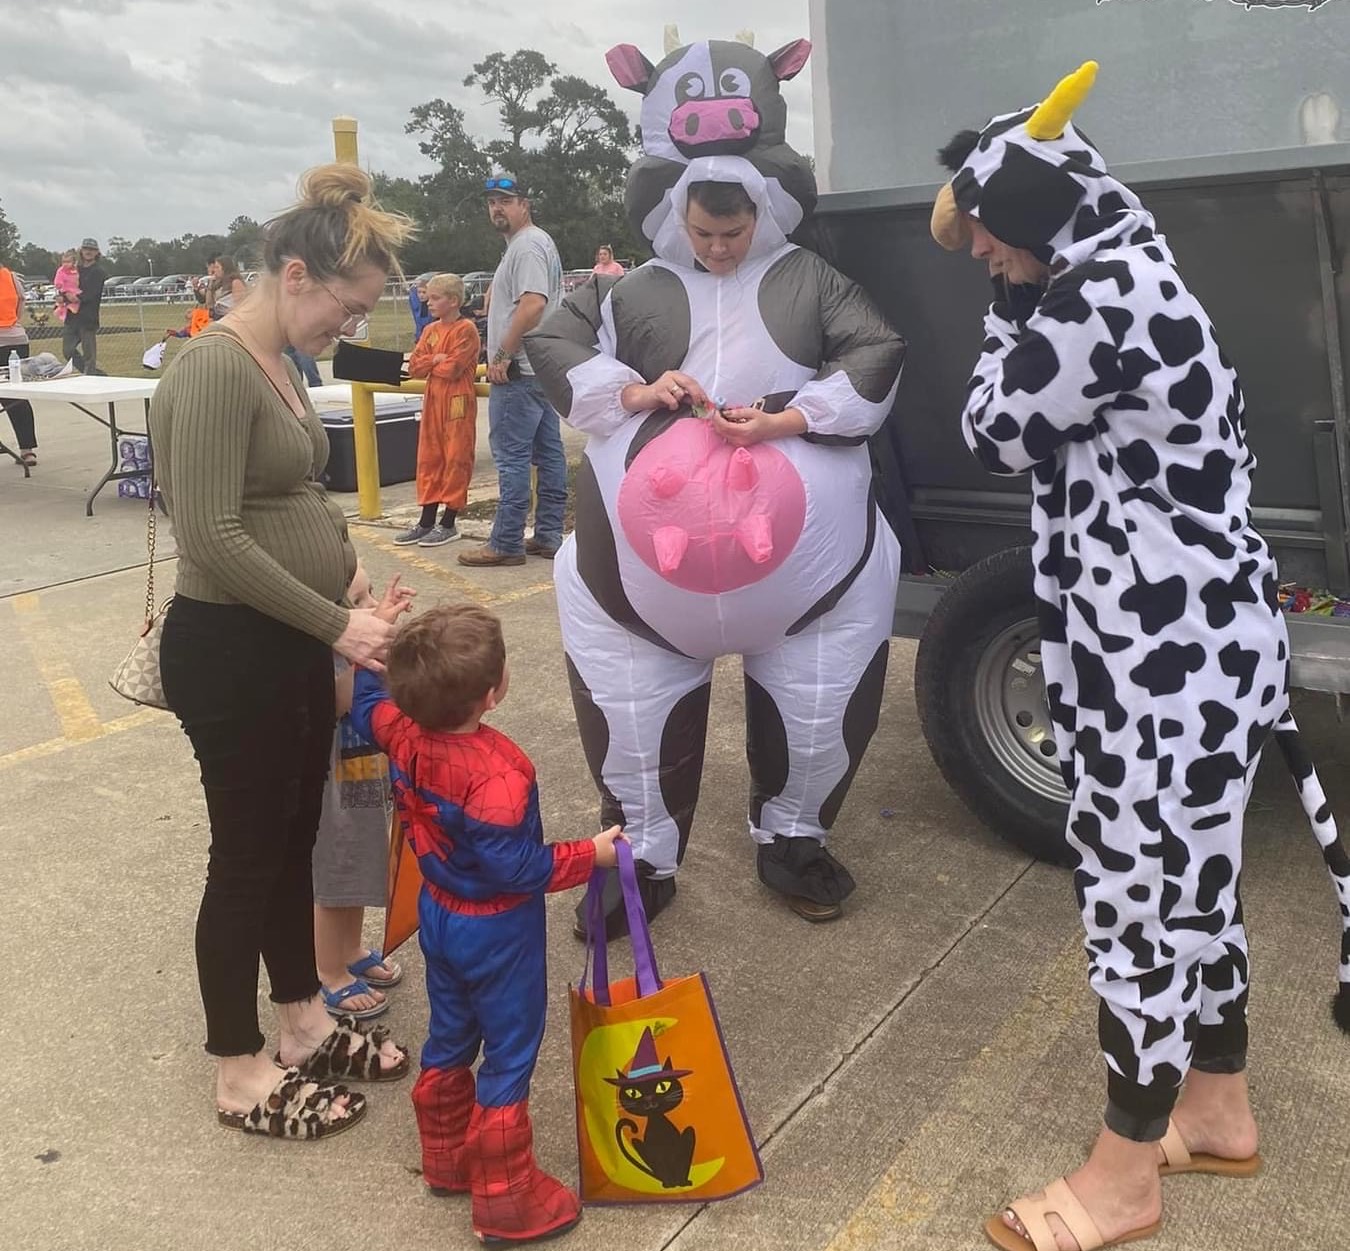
[61,249,77,265]
[425,273,465,304]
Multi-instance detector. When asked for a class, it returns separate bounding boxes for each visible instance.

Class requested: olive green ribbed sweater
[149,328,356,645]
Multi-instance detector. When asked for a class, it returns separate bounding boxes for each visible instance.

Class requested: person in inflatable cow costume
[932,61,1350,1251]
[525,29,906,938]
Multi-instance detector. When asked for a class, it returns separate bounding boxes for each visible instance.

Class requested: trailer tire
[914,546,1073,865]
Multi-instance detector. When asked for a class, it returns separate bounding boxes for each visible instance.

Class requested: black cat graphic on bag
[606,1026,695,1188]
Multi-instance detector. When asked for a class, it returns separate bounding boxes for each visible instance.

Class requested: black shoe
[757,836,855,922]
[573,866,676,942]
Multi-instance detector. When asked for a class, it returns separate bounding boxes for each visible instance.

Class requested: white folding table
[0,375,160,514]
[0,377,417,512]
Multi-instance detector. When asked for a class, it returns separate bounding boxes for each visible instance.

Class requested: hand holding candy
[622,370,709,413]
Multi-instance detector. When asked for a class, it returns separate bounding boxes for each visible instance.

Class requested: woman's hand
[373,573,416,625]
[333,609,398,674]
[621,371,709,414]
[711,406,808,447]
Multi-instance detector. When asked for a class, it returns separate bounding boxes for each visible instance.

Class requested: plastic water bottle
[6,350,20,384]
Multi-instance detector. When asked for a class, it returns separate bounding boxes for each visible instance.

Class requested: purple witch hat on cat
[604,1027,692,1085]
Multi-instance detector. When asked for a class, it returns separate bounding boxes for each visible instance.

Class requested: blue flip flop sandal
[321,978,388,1020]
[348,949,403,989]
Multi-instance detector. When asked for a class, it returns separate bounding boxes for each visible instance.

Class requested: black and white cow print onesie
[526,38,905,910]
[942,102,1350,1135]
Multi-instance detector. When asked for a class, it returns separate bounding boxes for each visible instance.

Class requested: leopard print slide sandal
[279,1016,411,1083]
[217,1067,367,1140]
[984,1177,1161,1251]
[1157,1120,1263,1178]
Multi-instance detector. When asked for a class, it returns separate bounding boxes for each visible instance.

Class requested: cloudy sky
[6,0,815,251]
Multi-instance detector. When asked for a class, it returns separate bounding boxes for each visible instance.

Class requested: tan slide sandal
[984,1177,1161,1251]
[1157,1119,1263,1178]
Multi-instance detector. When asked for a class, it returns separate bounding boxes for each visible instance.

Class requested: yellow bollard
[332,117,384,512]
[350,383,383,520]
[332,116,359,165]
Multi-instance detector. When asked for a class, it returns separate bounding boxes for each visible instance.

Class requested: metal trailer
[806,0,1350,861]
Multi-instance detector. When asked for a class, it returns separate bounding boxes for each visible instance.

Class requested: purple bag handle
[579,839,661,1005]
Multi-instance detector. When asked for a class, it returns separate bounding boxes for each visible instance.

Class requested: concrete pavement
[2,389,1347,1251]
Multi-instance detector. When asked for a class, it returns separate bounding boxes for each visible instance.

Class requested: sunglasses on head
[484,177,521,193]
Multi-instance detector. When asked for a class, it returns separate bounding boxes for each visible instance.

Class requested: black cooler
[320,401,423,492]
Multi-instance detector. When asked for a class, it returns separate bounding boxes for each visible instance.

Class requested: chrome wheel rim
[972,620,1071,806]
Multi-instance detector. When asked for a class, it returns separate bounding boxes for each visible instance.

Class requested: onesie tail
[466,1101,582,1243]
[1272,711,1350,1034]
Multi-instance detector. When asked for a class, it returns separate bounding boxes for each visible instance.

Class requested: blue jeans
[487,376,567,555]
[284,346,323,388]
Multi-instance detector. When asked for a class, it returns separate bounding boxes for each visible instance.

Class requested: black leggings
[160,596,336,1057]
[1,341,36,449]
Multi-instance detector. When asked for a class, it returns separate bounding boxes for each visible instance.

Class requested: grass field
[21,295,421,379]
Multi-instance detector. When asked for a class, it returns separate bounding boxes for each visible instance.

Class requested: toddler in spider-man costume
[350,603,622,1245]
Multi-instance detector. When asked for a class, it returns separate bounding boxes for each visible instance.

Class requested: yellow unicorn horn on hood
[1026,61,1098,141]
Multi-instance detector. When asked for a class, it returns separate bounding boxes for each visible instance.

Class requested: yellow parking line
[0,707,164,771]
[824,935,1086,1250]
[353,527,554,608]
[12,592,104,742]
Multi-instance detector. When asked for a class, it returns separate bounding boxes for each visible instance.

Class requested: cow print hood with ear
[943,62,1159,271]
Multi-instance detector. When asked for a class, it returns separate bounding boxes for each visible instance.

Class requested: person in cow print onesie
[932,61,1350,1251]
[525,30,906,938]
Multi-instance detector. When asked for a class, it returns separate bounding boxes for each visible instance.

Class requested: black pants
[160,595,336,1057]
[61,321,98,373]
[1,341,36,450]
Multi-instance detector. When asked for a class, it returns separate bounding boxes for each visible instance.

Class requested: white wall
[812,0,1349,194]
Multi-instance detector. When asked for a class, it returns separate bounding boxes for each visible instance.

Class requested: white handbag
[109,487,173,710]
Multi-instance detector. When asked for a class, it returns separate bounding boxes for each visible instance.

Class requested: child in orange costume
[397,273,482,548]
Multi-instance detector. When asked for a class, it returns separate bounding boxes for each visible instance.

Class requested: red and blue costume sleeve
[350,668,595,903]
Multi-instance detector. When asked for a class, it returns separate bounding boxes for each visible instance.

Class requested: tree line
[1,49,645,281]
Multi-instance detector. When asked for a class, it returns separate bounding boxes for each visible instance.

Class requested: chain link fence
[20,279,424,379]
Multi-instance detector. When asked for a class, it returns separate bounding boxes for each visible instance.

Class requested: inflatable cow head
[606,29,817,259]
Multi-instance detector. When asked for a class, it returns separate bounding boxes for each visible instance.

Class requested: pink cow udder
[617,418,806,593]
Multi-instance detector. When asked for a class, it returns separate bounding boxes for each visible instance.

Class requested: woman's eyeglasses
[318,280,369,337]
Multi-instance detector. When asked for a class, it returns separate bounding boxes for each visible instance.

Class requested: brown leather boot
[458,544,527,567]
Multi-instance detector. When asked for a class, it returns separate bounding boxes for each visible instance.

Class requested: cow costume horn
[1025,60,1098,141]
[930,59,1100,252]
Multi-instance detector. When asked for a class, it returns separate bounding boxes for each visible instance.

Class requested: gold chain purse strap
[141,477,159,633]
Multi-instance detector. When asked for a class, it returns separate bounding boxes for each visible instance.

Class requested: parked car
[460,272,493,362]
[127,277,161,297]
[562,268,598,294]
[103,275,138,296]
[154,274,193,296]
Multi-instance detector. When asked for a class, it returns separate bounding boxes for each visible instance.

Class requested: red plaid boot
[466,1101,582,1244]
[412,1066,476,1194]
